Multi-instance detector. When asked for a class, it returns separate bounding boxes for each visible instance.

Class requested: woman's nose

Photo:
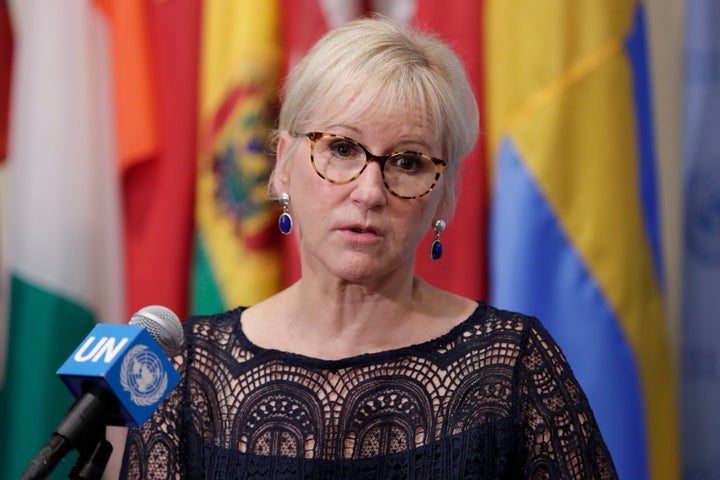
[350,160,387,206]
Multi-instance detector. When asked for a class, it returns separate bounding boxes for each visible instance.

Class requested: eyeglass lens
[310,133,442,198]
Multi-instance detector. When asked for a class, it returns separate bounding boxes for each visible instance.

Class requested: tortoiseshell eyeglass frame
[294,131,447,199]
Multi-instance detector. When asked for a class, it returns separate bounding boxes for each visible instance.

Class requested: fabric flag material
[486,2,678,480]
[413,0,487,300]
[0,1,12,161]
[122,0,200,319]
[0,0,14,381]
[97,0,158,172]
[191,1,283,314]
[681,0,720,477]
[0,1,124,479]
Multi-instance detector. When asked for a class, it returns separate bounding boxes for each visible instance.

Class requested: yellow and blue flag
[486,2,678,479]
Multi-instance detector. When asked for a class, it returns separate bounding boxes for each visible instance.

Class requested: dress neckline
[232,302,487,371]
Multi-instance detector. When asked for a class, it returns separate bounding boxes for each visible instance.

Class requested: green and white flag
[0,1,124,478]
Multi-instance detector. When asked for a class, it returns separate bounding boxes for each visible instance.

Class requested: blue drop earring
[278,192,293,235]
[430,219,446,260]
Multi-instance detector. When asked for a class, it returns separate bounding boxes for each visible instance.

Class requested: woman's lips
[350,227,376,234]
[340,224,384,240]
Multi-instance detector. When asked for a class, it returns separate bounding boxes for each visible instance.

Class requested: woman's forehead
[310,86,437,136]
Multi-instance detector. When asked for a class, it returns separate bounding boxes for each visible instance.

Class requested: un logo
[120,344,169,407]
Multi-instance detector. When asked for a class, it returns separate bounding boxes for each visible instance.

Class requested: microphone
[21,306,184,480]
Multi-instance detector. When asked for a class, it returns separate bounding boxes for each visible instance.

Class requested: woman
[120,16,617,479]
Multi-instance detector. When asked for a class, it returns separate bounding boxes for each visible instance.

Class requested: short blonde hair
[272,15,479,215]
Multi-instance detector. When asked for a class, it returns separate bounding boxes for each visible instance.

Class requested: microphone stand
[21,383,116,480]
[68,422,113,480]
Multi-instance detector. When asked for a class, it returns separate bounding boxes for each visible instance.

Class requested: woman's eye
[330,141,358,157]
[394,154,422,171]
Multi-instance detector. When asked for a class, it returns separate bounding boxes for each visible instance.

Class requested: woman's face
[275,98,446,284]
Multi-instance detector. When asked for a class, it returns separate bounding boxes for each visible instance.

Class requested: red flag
[413,0,487,300]
[280,0,328,78]
[0,2,13,160]
[122,0,201,319]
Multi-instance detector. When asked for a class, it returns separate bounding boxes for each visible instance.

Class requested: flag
[413,0,487,300]
[97,0,158,173]
[191,0,283,314]
[0,0,12,161]
[486,2,678,479]
[0,0,15,381]
[122,0,200,319]
[0,1,124,478]
[681,0,720,477]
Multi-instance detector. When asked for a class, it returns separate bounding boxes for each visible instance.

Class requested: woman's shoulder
[461,301,544,337]
[183,306,247,343]
[408,300,544,359]
[416,280,545,349]
[471,303,573,371]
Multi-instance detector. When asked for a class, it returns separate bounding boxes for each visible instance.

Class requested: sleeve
[515,319,619,480]
[118,350,187,480]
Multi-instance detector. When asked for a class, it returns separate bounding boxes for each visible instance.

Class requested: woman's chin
[327,253,391,283]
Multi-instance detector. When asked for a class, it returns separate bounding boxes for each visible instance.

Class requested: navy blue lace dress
[119,302,617,479]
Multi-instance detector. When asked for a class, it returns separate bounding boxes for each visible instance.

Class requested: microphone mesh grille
[129,305,184,356]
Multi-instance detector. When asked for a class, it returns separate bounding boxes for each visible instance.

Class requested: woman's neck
[242,275,476,361]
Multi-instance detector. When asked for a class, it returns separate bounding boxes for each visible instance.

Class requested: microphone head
[129,305,184,356]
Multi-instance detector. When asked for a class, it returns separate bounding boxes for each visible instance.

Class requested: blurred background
[0,0,716,479]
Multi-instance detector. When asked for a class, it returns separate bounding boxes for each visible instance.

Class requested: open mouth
[346,225,383,237]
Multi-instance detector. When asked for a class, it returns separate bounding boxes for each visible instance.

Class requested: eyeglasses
[296,132,447,199]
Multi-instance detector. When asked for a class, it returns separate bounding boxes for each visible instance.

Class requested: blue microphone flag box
[57,323,181,427]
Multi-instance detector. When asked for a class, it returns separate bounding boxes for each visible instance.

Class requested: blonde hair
[271,15,479,215]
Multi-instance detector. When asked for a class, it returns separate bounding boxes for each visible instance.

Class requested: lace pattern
[120,303,617,479]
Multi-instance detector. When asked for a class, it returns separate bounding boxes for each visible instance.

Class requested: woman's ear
[432,182,454,224]
[273,133,292,194]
